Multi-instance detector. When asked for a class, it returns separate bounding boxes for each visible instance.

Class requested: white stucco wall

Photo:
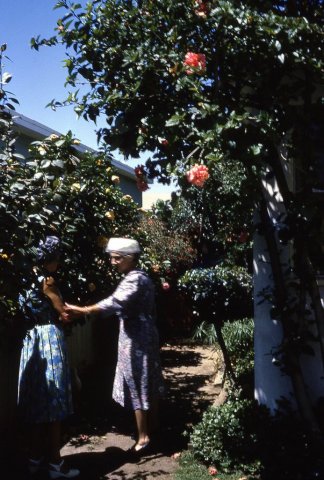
[254,174,324,412]
[253,222,295,411]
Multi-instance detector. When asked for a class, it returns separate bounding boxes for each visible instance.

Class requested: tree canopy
[32,0,324,433]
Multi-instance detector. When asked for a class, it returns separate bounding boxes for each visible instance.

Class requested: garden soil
[8,343,226,480]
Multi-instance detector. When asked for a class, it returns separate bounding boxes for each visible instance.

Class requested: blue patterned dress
[18,272,73,423]
[97,269,165,411]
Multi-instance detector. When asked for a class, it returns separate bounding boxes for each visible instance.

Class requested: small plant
[192,321,217,346]
[222,318,254,388]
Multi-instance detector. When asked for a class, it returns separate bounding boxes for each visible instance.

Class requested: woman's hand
[60,311,73,323]
[64,303,87,318]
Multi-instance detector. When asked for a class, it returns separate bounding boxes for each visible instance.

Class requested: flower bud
[162,282,170,291]
[105,211,115,221]
[111,175,120,184]
[71,182,81,191]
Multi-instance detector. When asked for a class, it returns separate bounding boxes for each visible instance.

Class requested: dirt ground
[7,343,225,479]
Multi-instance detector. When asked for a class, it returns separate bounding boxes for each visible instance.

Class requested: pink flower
[171,452,181,459]
[136,178,149,192]
[195,1,209,17]
[183,52,206,74]
[158,137,169,146]
[134,164,149,191]
[208,466,218,476]
[162,282,170,291]
[134,165,145,178]
[238,231,249,243]
[186,164,209,187]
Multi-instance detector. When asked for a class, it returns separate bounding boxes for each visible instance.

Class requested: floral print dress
[18,273,73,423]
[97,269,165,411]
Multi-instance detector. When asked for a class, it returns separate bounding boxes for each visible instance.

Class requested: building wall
[119,176,142,204]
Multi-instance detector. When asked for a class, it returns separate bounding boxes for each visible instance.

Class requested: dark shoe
[129,440,151,457]
[48,460,80,479]
[28,457,44,474]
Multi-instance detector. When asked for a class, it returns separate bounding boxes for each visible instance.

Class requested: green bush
[0,63,139,343]
[189,394,268,474]
[178,266,253,323]
[192,320,218,346]
[189,392,324,478]
[222,318,254,383]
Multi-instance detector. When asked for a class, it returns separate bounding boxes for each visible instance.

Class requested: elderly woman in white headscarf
[65,237,165,454]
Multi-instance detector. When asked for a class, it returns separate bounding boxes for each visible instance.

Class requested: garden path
[60,342,225,480]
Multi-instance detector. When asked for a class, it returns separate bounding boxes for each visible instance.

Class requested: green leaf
[40,160,51,169]
[33,172,43,180]
[165,114,184,127]
[54,139,66,147]
[52,160,65,169]
[53,1,66,9]
[1,72,12,84]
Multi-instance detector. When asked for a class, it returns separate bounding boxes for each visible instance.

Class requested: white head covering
[105,237,141,255]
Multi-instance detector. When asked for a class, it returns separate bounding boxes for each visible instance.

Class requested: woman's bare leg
[134,409,150,449]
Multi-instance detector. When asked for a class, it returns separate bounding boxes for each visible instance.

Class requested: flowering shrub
[136,215,196,290]
[131,214,196,337]
[186,163,210,187]
[183,52,206,74]
[0,79,139,338]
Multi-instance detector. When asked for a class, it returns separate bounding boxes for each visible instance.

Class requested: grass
[174,451,251,480]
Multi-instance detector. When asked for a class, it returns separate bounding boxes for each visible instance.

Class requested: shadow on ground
[2,342,216,479]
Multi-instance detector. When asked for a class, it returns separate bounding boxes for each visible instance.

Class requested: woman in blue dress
[65,237,165,454]
[18,236,79,478]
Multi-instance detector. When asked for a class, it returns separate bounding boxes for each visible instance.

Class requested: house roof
[13,112,136,180]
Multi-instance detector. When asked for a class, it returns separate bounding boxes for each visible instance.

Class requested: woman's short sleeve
[96,271,141,315]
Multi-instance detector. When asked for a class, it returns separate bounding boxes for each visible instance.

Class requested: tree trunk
[212,319,237,385]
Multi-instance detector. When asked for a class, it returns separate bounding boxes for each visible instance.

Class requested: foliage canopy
[29,0,324,436]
